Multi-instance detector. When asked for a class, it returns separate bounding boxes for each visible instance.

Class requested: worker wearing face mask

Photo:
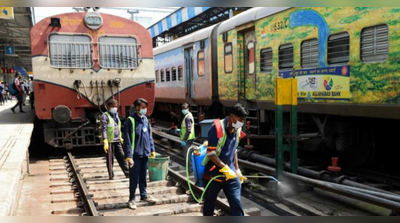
[101,99,130,180]
[124,98,156,210]
[201,103,248,216]
[181,103,195,171]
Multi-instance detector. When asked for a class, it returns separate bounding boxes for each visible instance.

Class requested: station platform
[0,100,35,216]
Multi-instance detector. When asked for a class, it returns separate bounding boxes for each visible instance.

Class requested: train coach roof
[153,24,219,55]
[218,7,291,34]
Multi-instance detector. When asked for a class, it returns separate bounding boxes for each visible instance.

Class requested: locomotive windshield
[98,36,139,69]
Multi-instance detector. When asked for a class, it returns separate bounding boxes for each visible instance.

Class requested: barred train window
[161,69,165,82]
[279,43,293,70]
[224,43,233,73]
[198,51,205,76]
[301,39,319,68]
[49,34,92,68]
[328,32,350,65]
[155,70,159,83]
[361,24,388,62]
[178,66,183,81]
[166,68,171,82]
[260,48,273,73]
[99,36,138,69]
[172,67,177,81]
[247,42,255,75]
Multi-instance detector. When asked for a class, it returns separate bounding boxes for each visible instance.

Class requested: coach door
[184,48,195,101]
[239,29,256,101]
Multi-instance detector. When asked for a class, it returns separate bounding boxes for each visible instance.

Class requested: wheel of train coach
[52,105,72,124]
[340,124,375,167]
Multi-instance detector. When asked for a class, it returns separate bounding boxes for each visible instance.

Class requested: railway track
[151,126,400,216]
[48,151,261,216]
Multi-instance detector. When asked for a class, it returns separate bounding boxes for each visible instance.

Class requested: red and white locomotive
[31,9,155,148]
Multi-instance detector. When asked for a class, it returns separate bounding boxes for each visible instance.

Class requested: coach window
[279,43,293,70]
[247,42,255,74]
[361,24,388,62]
[327,32,350,65]
[198,51,205,76]
[155,70,160,83]
[161,69,165,82]
[301,38,319,68]
[98,36,138,69]
[178,66,183,81]
[166,68,171,82]
[260,48,273,73]
[49,34,92,68]
[172,67,177,81]
[224,43,233,73]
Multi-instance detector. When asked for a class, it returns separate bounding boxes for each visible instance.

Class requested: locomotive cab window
[260,48,273,73]
[172,67,177,81]
[247,41,255,75]
[166,68,171,82]
[99,36,139,69]
[155,70,160,83]
[178,66,183,81]
[161,69,165,82]
[279,43,293,70]
[49,34,92,68]
[198,51,205,76]
[301,38,319,68]
[361,24,388,63]
[224,43,233,73]
[328,32,350,65]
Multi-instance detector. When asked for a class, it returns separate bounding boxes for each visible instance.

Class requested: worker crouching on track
[202,103,248,216]
[181,103,195,172]
[101,99,130,180]
[124,98,156,210]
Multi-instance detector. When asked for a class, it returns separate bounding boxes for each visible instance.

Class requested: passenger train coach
[31,10,155,148]
[154,7,400,167]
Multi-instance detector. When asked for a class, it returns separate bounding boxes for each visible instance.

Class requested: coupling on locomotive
[31,9,155,148]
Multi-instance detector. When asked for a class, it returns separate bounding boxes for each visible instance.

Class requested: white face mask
[232,116,244,130]
[182,109,188,115]
[139,108,147,115]
[109,107,118,114]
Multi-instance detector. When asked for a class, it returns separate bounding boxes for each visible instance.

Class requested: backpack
[9,79,18,96]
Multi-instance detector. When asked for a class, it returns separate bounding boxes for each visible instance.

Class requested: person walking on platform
[180,103,195,171]
[29,77,35,109]
[10,72,25,113]
[100,99,130,180]
[0,82,5,105]
[202,103,248,216]
[124,98,156,210]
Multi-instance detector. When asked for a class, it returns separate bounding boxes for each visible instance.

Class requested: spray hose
[185,147,279,203]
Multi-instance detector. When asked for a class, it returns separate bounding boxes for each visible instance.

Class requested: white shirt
[29,81,34,93]
[0,83,4,94]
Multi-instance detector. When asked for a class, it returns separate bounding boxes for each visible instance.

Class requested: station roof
[148,7,250,46]
[0,7,33,72]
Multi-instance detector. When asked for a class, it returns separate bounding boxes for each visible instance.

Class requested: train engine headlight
[84,11,103,30]
[53,105,72,124]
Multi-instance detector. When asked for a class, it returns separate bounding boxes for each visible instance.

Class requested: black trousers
[106,142,130,179]
[30,92,34,108]
[11,93,23,112]
[0,93,4,104]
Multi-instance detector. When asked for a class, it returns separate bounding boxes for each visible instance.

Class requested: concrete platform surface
[0,100,35,216]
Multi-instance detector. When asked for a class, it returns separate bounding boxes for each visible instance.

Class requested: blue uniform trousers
[129,157,148,201]
[203,177,244,216]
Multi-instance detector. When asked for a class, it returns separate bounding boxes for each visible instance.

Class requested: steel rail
[67,152,100,216]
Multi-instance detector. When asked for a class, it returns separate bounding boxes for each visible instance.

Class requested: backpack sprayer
[185,145,279,203]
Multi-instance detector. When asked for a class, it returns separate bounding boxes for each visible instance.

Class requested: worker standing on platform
[124,98,156,210]
[0,82,4,105]
[202,103,248,216]
[181,103,195,171]
[29,77,35,109]
[100,99,130,180]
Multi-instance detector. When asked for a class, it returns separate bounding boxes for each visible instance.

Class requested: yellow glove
[120,137,124,145]
[126,157,134,168]
[219,165,237,180]
[103,139,109,153]
[150,152,156,159]
[236,169,247,184]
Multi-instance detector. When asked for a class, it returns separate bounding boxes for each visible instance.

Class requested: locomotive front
[31,10,155,148]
